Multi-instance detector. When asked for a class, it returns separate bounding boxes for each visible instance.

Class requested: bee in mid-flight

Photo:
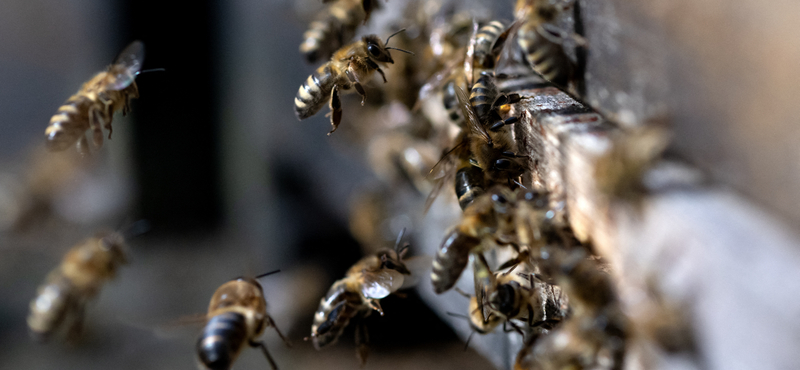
[27,231,128,341]
[300,0,380,63]
[45,41,144,154]
[309,232,414,365]
[196,271,290,370]
[294,30,413,135]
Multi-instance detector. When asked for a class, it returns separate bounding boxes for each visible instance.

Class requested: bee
[45,41,144,153]
[431,187,557,294]
[309,232,413,365]
[472,254,568,333]
[27,231,128,341]
[196,271,290,370]
[515,247,627,370]
[457,80,524,186]
[300,0,380,64]
[515,0,578,87]
[294,30,413,135]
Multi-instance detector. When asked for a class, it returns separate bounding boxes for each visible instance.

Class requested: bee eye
[367,44,381,57]
[494,159,511,170]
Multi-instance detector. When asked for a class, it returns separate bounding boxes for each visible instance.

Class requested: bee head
[98,232,128,265]
[490,283,518,315]
[364,35,394,64]
[376,249,411,275]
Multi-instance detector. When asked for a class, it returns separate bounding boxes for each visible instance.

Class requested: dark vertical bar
[120,0,222,232]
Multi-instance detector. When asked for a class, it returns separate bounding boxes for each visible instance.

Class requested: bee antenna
[394,228,407,252]
[454,287,472,299]
[446,311,470,321]
[255,269,281,279]
[464,331,476,351]
[385,47,415,55]
[135,68,166,76]
[384,28,407,46]
[121,219,151,240]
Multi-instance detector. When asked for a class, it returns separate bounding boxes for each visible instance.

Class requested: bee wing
[493,21,523,73]
[423,140,466,214]
[456,85,492,145]
[471,253,495,321]
[398,255,433,289]
[110,40,145,91]
[464,20,479,86]
[413,56,464,112]
[361,269,405,299]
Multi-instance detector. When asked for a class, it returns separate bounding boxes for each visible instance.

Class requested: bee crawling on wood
[197,270,291,370]
[294,30,414,135]
[45,41,145,154]
[27,228,136,341]
[308,230,424,365]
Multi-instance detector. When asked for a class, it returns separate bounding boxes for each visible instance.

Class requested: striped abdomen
[473,21,505,71]
[27,272,74,341]
[469,73,498,123]
[197,311,249,370]
[299,0,363,63]
[45,94,100,151]
[518,23,571,87]
[295,64,337,120]
[311,281,364,349]
[442,79,464,126]
[431,229,481,294]
[455,164,485,210]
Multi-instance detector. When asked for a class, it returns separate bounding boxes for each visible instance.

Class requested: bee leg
[490,117,519,131]
[76,134,92,157]
[250,340,279,370]
[65,300,86,343]
[375,67,387,83]
[327,85,342,135]
[354,317,370,367]
[88,106,105,148]
[361,0,373,24]
[367,299,384,316]
[267,316,292,347]
[344,67,367,105]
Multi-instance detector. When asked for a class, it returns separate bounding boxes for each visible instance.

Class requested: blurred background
[0,0,495,369]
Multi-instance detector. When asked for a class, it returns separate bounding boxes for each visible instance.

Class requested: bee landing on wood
[309,231,419,365]
[27,231,128,342]
[294,30,413,135]
[196,271,290,370]
[45,41,144,154]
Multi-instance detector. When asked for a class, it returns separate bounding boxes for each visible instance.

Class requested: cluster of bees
[22,0,677,369]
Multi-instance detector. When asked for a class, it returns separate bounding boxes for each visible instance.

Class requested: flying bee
[300,0,380,64]
[294,30,413,135]
[309,231,415,365]
[45,41,144,153]
[27,231,128,341]
[515,0,581,88]
[196,271,290,370]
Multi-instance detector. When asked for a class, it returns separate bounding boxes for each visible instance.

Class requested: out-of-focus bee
[431,187,558,294]
[309,233,414,365]
[300,0,380,64]
[45,41,144,153]
[594,125,671,206]
[515,0,580,87]
[27,231,128,341]
[196,271,290,370]
[367,131,441,194]
[294,30,413,135]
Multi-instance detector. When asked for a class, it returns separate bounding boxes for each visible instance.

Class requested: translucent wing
[361,269,405,299]
[110,40,145,90]
[456,85,492,145]
[413,56,464,112]
[423,139,466,214]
